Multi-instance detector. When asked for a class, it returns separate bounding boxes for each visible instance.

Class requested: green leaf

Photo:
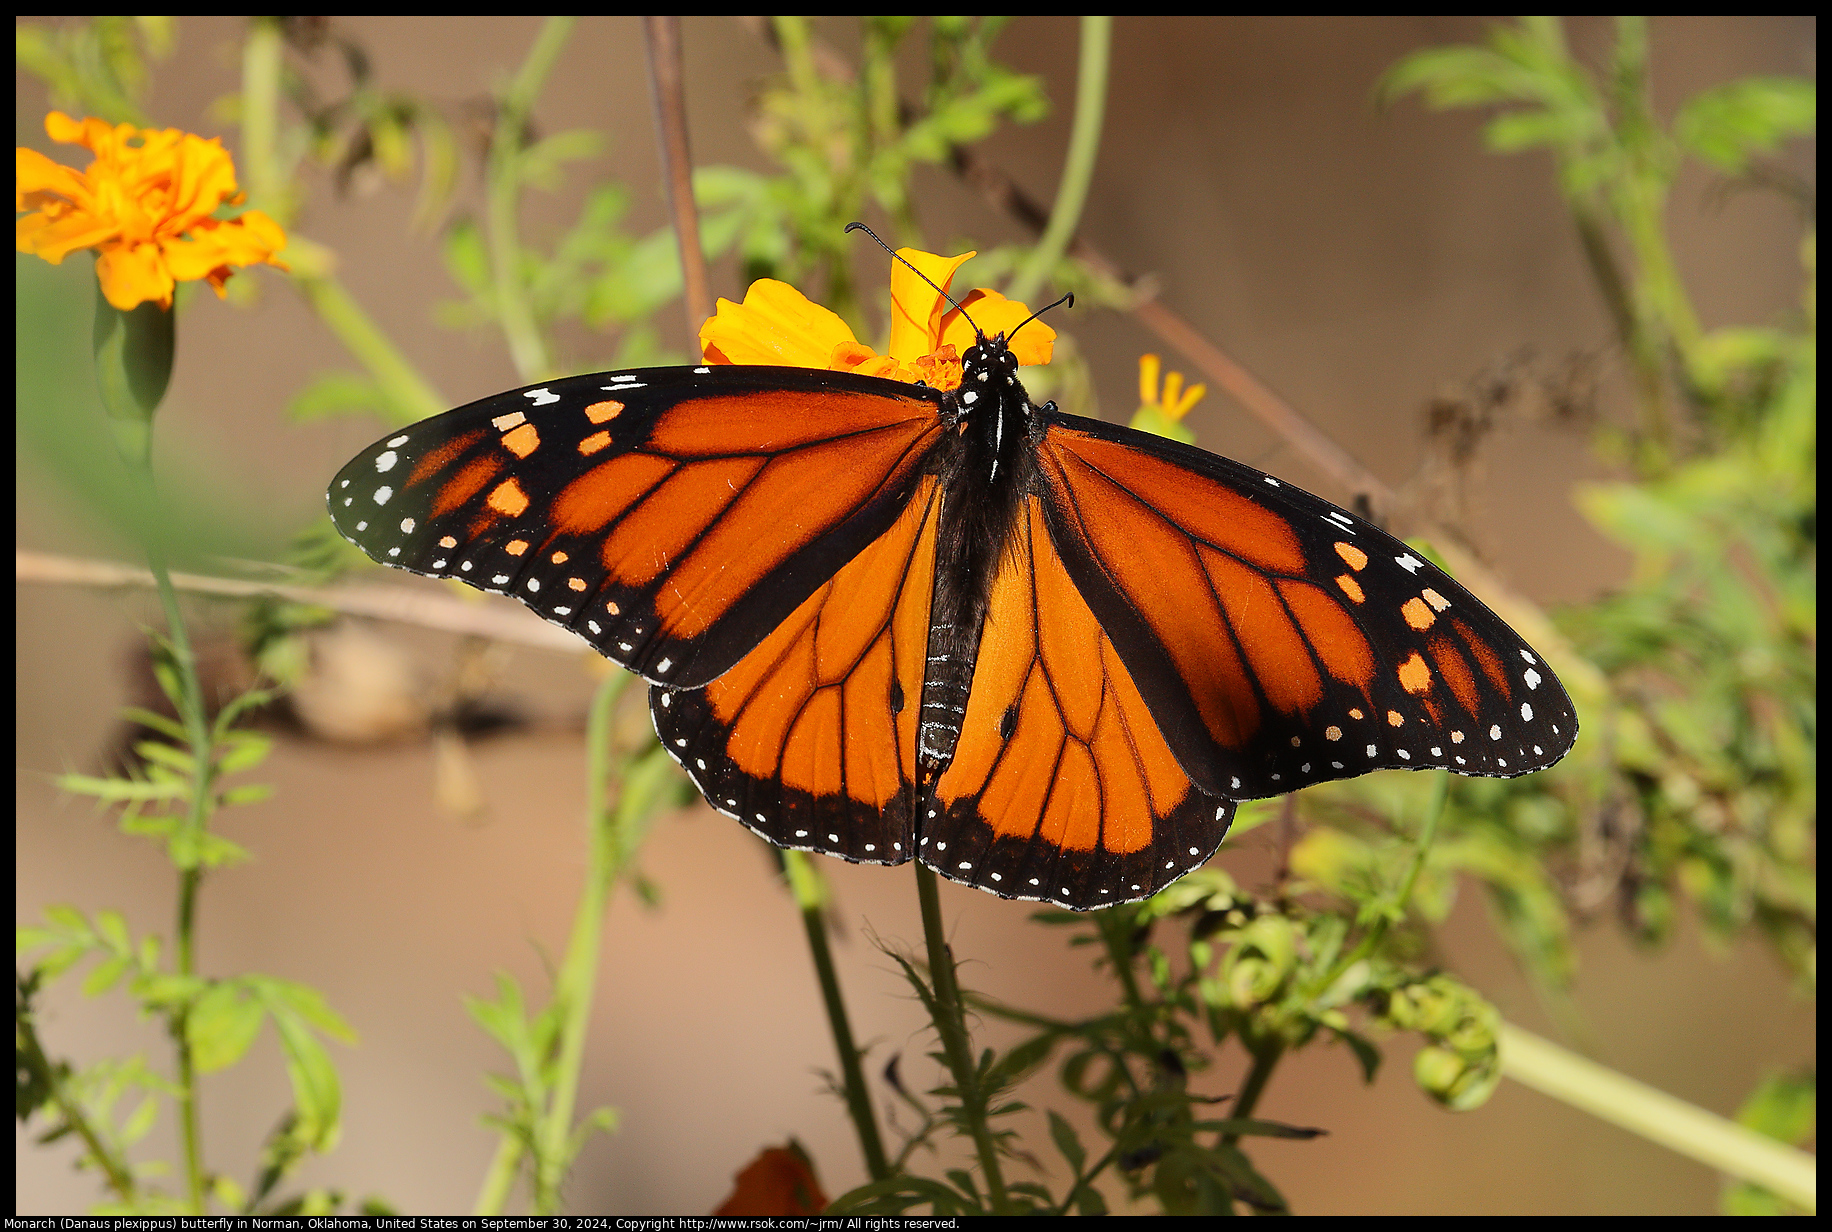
[118,705,188,742]
[268,1007,343,1152]
[1335,1027,1383,1084]
[216,731,273,775]
[81,954,131,997]
[94,910,131,955]
[188,981,268,1072]
[56,772,186,803]
[1675,76,1815,174]
[255,977,358,1044]
[288,371,392,423]
[219,783,274,808]
[1048,1109,1086,1174]
[1734,1068,1815,1145]
[515,128,604,191]
[119,1094,158,1146]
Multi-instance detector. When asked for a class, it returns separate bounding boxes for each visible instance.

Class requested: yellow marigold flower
[1132,353,1205,443]
[699,246,1054,391]
[16,111,288,311]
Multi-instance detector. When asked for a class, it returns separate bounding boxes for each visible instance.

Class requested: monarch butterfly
[328,251,1575,911]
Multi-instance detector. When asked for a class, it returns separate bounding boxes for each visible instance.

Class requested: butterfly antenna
[845,220,982,338]
[1010,291,1074,343]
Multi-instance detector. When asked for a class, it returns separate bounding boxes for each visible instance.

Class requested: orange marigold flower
[16,111,288,311]
[699,246,1053,391]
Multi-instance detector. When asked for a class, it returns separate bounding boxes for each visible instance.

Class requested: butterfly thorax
[915,334,1043,787]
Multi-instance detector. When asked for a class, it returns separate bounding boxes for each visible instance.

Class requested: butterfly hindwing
[925,497,1237,908]
[328,366,948,687]
[650,478,944,865]
[1035,414,1578,800]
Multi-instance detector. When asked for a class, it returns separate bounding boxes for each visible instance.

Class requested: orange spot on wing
[486,477,528,517]
[584,400,623,423]
[505,539,529,556]
[1334,542,1368,570]
[579,430,612,456]
[500,423,540,458]
[1335,574,1367,604]
[1401,596,1435,630]
[1397,651,1432,695]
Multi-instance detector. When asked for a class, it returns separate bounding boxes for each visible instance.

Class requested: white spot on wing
[523,388,559,406]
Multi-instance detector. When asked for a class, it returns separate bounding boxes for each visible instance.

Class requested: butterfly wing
[1035,414,1578,800]
[924,497,1237,909]
[650,478,943,864]
[328,366,948,687]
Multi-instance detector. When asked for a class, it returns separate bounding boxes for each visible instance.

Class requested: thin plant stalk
[236,16,448,424]
[95,286,213,1212]
[1500,1023,1817,1212]
[783,850,891,1181]
[914,864,1011,1213]
[531,672,628,1212]
[644,15,714,336]
[488,15,576,382]
[1007,14,1110,307]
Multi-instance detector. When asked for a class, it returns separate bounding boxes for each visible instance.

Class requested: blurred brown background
[16,15,1815,1215]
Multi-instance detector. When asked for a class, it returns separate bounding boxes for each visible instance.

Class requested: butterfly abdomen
[913,338,1041,787]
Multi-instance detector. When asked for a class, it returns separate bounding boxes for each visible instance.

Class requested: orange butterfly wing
[924,498,1236,906]
[1034,417,1577,800]
[329,367,947,688]
[652,479,942,863]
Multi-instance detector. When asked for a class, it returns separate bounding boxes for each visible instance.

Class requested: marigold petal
[158,134,243,234]
[17,210,119,263]
[827,340,882,370]
[1138,353,1161,407]
[96,242,177,311]
[16,146,91,208]
[160,212,289,283]
[938,289,1055,366]
[887,248,975,363]
[700,279,858,367]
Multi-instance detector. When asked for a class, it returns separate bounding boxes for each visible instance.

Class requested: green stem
[1229,1037,1284,1126]
[148,520,213,1215]
[16,974,138,1201]
[472,1136,522,1218]
[488,16,575,382]
[784,850,891,1181]
[1095,909,1147,1011]
[239,17,285,213]
[914,864,1010,1213]
[292,273,447,424]
[1501,1023,1817,1211]
[1007,14,1110,307]
[1312,770,1451,999]
[529,672,629,1213]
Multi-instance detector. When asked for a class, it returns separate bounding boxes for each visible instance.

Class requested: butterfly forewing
[328,366,948,687]
[1035,414,1578,800]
